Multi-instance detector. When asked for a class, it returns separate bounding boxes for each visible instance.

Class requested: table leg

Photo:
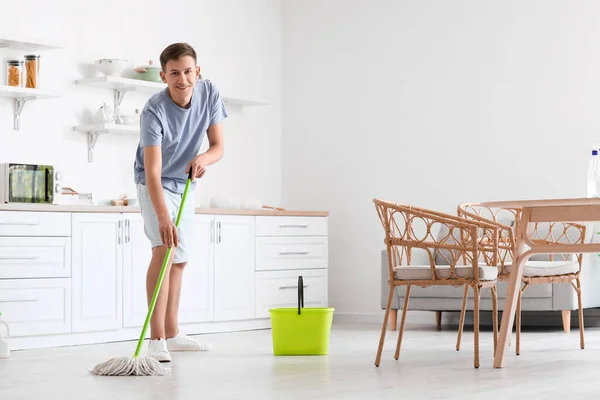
[494,208,530,368]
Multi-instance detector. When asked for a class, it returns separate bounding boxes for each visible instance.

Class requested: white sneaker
[166,332,213,351]
[147,338,172,362]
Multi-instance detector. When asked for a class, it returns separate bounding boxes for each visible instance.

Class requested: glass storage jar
[24,55,40,88]
[6,60,23,87]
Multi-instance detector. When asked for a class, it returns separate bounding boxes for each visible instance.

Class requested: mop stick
[91,169,194,376]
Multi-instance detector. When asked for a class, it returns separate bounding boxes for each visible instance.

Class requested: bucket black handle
[298,276,304,315]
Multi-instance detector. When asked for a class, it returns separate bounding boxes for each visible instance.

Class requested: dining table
[480,197,600,368]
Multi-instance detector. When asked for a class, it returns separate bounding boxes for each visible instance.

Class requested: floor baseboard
[333,308,600,328]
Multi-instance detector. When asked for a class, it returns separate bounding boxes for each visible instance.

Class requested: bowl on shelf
[118,114,138,125]
[94,59,128,76]
[133,60,163,83]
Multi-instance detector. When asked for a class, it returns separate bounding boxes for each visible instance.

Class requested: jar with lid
[24,54,40,88]
[6,60,23,87]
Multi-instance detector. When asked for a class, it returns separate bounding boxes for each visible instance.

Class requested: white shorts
[136,183,194,264]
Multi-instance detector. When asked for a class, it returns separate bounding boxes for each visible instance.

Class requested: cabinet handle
[117,220,122,244]
[0,220,40,225]
[125,219,130,243]
[278,252,309,256]
[217,221,221,243]
[279,224,308,228]
[0,256,40,260]
[278,285,309,290]
[0,298,39,303]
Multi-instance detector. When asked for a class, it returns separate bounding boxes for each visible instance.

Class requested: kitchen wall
[282,0,600,321]
[0,0,282,207]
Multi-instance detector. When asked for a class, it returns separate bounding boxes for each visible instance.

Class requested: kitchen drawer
[255,237,328,271]
[0,211,71,237]
[255,216,327,237]
[0,237,70,278]
[255,269,327,319]
[0,278,71,337]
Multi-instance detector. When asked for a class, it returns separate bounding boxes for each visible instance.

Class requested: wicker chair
[457,203,586,355]
[374,199,500,369]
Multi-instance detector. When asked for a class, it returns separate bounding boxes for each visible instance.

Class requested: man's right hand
[158,215,178,248]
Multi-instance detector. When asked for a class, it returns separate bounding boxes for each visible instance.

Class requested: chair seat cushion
[505,260,579,277]
[393,264,498,281]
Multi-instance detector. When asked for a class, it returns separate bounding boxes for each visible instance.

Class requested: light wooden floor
[2,321,600,399]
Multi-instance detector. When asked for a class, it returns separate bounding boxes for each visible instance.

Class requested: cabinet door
[179,214,214,323]
[122,213,152,328]
[71,213,123,332]
[0,278,71,337]
[214,215,255,321]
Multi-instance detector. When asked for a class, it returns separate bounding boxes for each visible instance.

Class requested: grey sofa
[380,243,600,330]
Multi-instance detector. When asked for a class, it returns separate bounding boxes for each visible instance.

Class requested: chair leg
[491,286,498,354]
[375,284,395,367]
[456,284,469,351]
[562,310,571,333]
[389,309,398,331]
[394,286,411,361]
[516,289,521,355]
[435,311,442,327]
[575,278,585,349]
[516,283,527,356]
[473,285,481,369]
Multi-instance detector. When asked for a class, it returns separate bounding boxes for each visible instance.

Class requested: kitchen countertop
[0,203,329,217]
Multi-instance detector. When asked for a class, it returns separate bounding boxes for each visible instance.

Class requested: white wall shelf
[0,35,62,130]
[0,85,61,130]
[76,76,164,94]
[0,36,62,52]
[76,75,268,108]
[72,123,139,162]
[75,75,267,162]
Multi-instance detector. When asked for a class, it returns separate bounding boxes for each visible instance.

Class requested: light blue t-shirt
[133,79,228,193]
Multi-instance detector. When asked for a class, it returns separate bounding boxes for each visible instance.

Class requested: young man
[133,43,227,362]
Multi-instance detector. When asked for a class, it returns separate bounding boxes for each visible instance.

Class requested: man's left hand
[186,155,207,181]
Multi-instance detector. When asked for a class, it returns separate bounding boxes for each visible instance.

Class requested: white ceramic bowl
[95,59,128,76]
[119,114,138,125]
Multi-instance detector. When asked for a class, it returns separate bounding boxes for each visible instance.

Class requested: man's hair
[159,43,197,72]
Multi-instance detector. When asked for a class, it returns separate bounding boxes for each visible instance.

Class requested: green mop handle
[133,168,194,358]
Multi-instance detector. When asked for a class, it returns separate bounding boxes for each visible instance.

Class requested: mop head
[91,356,170,376]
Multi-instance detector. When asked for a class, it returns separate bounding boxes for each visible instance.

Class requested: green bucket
[269,276,335,355]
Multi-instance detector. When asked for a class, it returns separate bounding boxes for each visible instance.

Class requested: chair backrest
[458,203,519,275]
[527,222,586,262]
[458,202,586,267]
[374,199,498,282]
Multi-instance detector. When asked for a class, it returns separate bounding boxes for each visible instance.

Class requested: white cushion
[505,260,579,277]
[394,264,498,281]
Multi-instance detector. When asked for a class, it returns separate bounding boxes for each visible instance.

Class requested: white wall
[0,0,282,207]
[282,0,600,319]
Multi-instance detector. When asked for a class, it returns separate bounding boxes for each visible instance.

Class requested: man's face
[160,56,200,96]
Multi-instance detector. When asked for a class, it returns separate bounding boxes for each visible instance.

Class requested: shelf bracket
[114,89,127,124]
[13,97,31,131]
[87,132,99,163]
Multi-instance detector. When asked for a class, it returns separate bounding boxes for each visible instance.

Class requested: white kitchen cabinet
[0,211,71,237]
[122,213,152,328]
[0,236,71,279]
[213,215,255,321]
[71,213,123,332]
[255,269,328,318]
[0,278,71,337]
[254,216,329,318]
[179,214,214,323]
[1,206,328,351]
[122,213,216,328]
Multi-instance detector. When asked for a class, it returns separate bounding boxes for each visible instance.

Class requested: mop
[91,169,194,376]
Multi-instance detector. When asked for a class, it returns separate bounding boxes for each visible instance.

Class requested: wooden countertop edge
[0,204,329,217]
